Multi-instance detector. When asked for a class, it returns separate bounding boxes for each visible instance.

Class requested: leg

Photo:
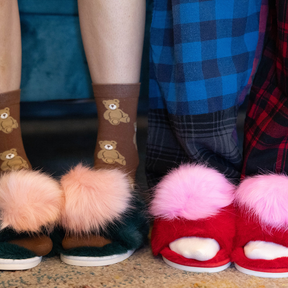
[78,0,145,84]
[0,0,63,270]
[78,0,146,180]
[0,0,21,93]
[148,0,265,272]
[0,0,28,166]
[233,0,288,277]
[60,0,149,266]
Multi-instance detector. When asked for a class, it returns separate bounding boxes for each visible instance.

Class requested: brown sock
[0,90,52,257]
[62,84,140,250]
[0,90,30,173]
[9,235,53,256]
[93,83,140,181]
[62,235,111,250]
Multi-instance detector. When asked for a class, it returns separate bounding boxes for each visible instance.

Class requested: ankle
[93,83,140,180]
[0,89,31,173]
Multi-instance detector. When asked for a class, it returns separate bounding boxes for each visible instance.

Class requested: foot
[169,237,220,261]
[244,241,288,260]
[9,235,53,256]
[62,235,111,250]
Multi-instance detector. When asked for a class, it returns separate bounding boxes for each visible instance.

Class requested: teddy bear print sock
[59,83,147,259]
[0,89,31,173]
[93,83,140,181]
[0,90,63,264]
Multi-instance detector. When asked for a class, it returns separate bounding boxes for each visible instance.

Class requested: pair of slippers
[0,165,149,270]
[150,164,288,278]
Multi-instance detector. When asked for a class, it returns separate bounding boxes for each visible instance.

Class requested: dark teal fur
[0,194,149,259]
[0,228,60,259]
[0,243,36,260]
[60,194,149,257]
[0,229,36,259]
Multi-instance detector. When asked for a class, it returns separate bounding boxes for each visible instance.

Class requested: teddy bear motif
[97,140,126,166]
[0,148,29,172]
[0,107,18,134]
[103,99,130,125]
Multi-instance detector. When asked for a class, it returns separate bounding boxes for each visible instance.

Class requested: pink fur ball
[236,174,288,230]
[0,170,63,233]
[150,164,235,220]
[60,164,132,234]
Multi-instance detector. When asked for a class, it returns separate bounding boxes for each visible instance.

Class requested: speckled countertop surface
[0,245,288,288]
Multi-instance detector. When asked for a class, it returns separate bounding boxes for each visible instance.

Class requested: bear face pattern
[0,148,29,172]
[103,99,130,125]
[97,140,126,166]
[0,107,18,134]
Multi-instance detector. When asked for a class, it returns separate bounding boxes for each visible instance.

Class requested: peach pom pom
[60,164,132,234]
[0,170,63,233]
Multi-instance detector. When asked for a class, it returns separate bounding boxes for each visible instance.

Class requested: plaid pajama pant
[146,0,268,187]
[242,0,288,177]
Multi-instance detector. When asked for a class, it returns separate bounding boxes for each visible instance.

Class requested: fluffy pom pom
[0,170,63,233]
[150,164,235,220]
[235,174,288,230]
[60,164,132,234]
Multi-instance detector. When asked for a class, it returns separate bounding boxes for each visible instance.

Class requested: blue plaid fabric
[146,0,268,187]
[149,0,263,115]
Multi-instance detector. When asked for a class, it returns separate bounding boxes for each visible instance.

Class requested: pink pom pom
[235,174,288,230]
[60,164,132,234]
[150,164,235,220]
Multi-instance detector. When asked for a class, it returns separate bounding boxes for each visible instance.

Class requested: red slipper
[150,164,236,272]
[232,174,288,278]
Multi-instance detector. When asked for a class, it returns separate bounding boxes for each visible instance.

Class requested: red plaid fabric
[242,0,288,177]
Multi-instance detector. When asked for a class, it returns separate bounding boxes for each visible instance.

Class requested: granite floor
[1,245,288,288]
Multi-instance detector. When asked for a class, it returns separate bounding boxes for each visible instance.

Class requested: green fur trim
[0,242,36,259]
[0,228,31,242]
[0,194,150,258]
[0,228,37,259]
[0,228,46,259]
[60,194,150,257]
[46,227,65,258]
[104,195,149,250]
